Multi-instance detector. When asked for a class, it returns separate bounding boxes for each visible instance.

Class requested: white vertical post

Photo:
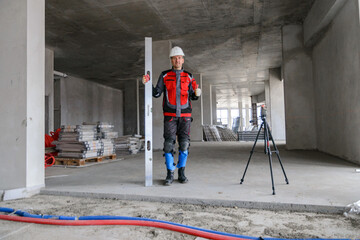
[200,74,204,126]
[209,84,213,125]
[145,37,153,187]
[136,78,140,135]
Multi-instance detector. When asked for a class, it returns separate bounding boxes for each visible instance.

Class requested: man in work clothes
[143,46,201,186]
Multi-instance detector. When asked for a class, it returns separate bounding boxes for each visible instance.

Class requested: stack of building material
[101,139,115,156]
[203,125,222,141]
[97,122,118,139]
[128,135,144,154]
[203,125,237,141]
[55,125,101,158]
[114,135,131,154]
[216,125,237,141]
[238,129,264,141]
[95,122,117,156]
[114,135,144,154]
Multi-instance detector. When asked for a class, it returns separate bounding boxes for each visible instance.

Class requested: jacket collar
[172,67,184,74]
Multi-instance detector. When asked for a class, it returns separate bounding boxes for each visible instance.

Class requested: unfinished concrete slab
[42,142,360,214]
[1,194,359,240]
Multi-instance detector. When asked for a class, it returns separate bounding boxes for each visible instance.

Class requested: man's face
[171,55,184,70]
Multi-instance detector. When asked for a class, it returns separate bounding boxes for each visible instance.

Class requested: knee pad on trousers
[164,139,175,153]
[165,153,176,171]
[177,150,188,168]
[179,141,189,152]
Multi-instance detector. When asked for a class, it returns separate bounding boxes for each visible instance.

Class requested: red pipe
[0,215,248,240]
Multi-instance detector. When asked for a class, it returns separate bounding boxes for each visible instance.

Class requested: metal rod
[200,74,204,126]
[53,70,67,78]
[240,122,264,184]
[145,37,153,187]
[267,122,289,184]
[136,78,140,135]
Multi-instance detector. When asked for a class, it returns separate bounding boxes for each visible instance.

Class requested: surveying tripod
[240,107,289,195]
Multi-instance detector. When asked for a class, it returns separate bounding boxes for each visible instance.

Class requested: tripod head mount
[260,105,267,120]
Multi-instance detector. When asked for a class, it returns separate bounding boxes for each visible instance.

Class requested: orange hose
[0,214,248,240]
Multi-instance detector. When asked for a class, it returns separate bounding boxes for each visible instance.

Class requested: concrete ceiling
[46,0,314,106]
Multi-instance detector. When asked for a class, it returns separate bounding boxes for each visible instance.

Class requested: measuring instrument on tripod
[240,105,289,195]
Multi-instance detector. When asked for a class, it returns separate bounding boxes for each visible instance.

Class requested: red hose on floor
[0,214,247,240]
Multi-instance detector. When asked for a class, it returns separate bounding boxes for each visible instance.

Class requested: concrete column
[211,85,217,125]
[0,0,45,200]
[227,107,231,128]
[264,80,271,126]
[45,48,54,134]
[310,0,360,163]
[282,25,316,150]
[245,103,250,129]
[200,74,204,126]
[251,103,258,127]
[238,102,243,130]
[152,40,172,150]
[269,68,286,140]
[124,80,137,135]
[190,73,202,141]
[202,78,211,125]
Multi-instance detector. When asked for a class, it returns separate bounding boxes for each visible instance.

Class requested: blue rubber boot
[164,153,175,185]
[177,150,188,183]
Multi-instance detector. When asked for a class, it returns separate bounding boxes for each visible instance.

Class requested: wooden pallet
[55,154,116,166]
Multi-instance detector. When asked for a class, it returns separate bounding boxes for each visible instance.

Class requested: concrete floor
[43,142,360,214]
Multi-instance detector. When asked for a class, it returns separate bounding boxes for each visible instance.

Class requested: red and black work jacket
[153,68,198,117]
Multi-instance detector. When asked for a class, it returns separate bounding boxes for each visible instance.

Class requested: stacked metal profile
[203,125,237,141]
[202,125,222,141]
[216,125,237,141]
[237,125,265,141]
[238,130,265,141]
[114,135,144,155]
[55,125,101,158]
[96,122,117,156]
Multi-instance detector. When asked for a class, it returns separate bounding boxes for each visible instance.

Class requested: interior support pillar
[0,0,45,200]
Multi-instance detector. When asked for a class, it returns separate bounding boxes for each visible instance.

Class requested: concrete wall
[191,73,202,141]
[0,0,45,199]
[282,25,317,150]
[60,76,123,135]
[211,85,217,125]
[202,78,212,125]
[265,80,271,124]
[269,68,286,140]
[312,0,360,163]
[123,80,137,135]
[45,48,54,134]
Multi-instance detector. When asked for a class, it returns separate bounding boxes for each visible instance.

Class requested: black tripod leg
[264,122,275,195]
[267,123,289,184]
[267,151,276,195]
[240,122,264,184]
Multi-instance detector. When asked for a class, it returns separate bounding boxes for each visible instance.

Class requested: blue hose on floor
[0,207,355,240]
[78,215,258,239]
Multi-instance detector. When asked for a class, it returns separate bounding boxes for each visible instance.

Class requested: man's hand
[142,74,150,84]
[195,88,202,97]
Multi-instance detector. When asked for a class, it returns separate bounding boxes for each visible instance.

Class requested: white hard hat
[169,46,185,58]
